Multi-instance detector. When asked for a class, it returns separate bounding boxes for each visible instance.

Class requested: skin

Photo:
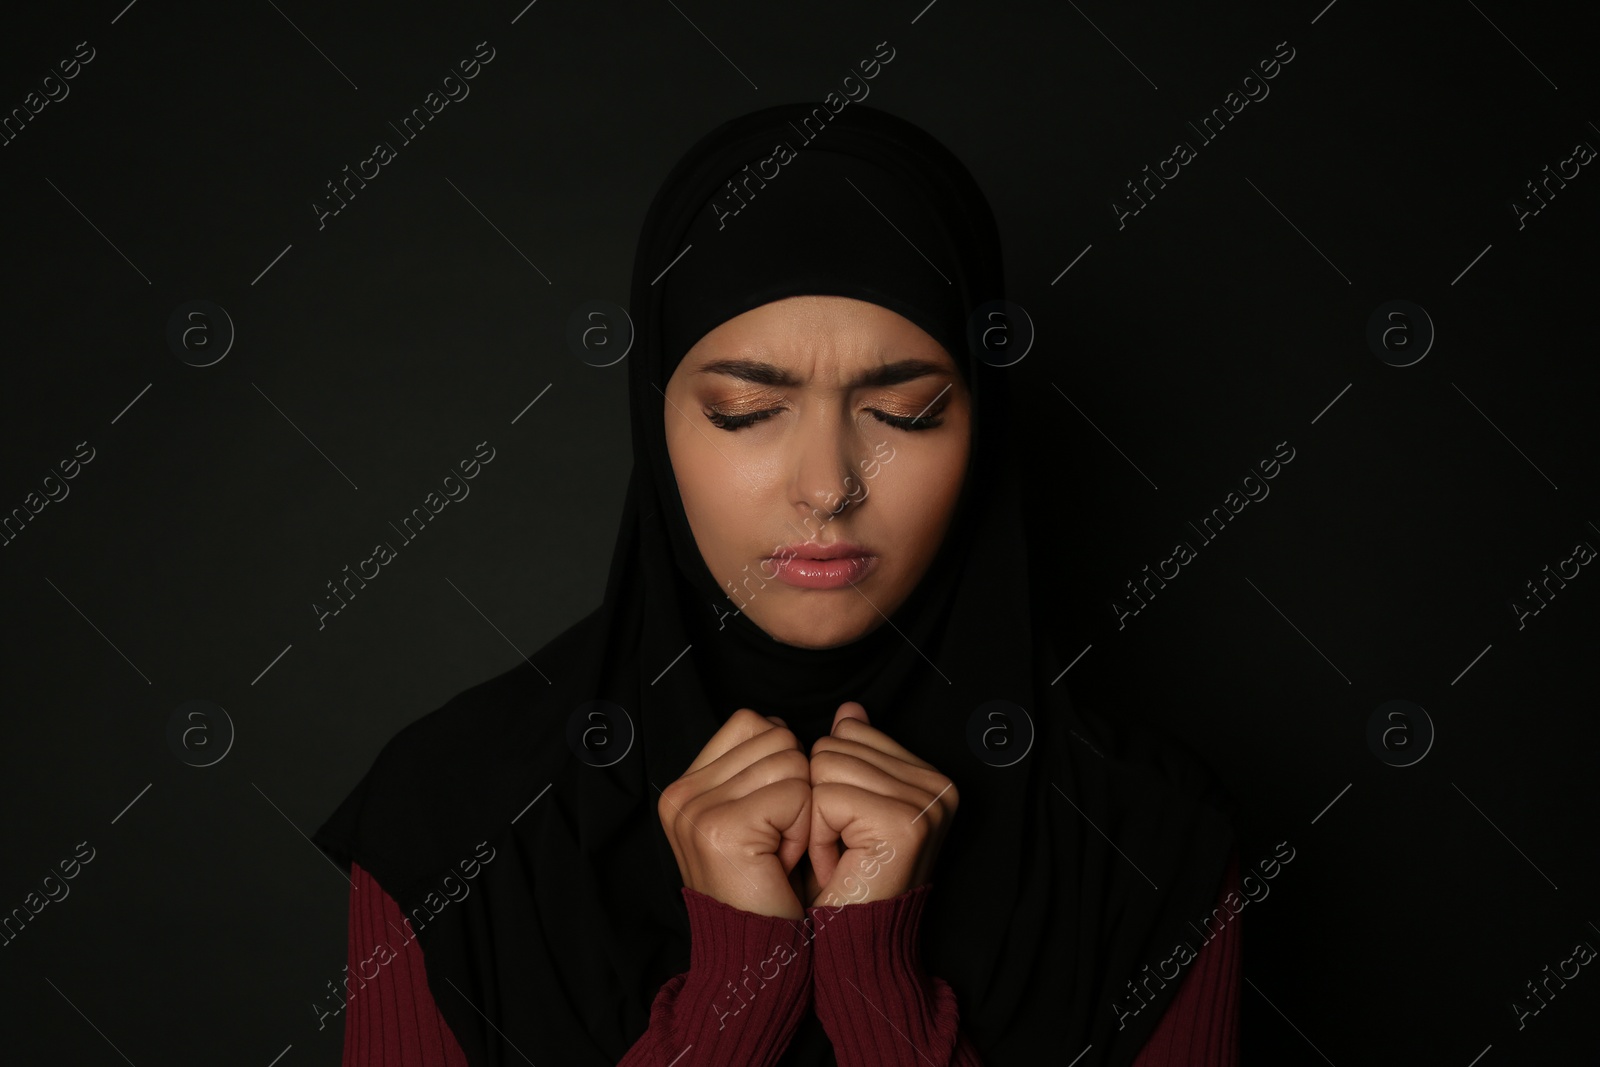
[657,702,959,917]
[662,294,972,650]
[657,296,966,916]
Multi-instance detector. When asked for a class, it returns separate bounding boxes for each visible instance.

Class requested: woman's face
[663,294,971,650]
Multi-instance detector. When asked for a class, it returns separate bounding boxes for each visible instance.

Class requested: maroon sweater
[332,854,1240,1065]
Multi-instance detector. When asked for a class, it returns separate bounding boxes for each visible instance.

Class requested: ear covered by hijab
[313,100,1237,1067]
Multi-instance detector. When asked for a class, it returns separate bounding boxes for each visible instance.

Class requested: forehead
[682,295,958,380]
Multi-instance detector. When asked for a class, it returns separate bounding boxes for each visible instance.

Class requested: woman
[313,100,1240,1066]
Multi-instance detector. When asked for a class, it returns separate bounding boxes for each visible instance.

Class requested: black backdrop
[2,1,1596,1063]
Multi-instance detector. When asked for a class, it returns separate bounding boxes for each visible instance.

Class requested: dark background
[2,0,1596,1063]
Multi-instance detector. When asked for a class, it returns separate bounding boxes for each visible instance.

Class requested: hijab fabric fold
[313,100,1236,1067]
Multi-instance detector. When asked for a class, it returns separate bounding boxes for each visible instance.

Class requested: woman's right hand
[657,708,811,919]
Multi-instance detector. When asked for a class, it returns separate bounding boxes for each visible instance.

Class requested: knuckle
[698,808,738,852]
[731,707,767,730]
[776,775,811,805]
[776,748,809,778]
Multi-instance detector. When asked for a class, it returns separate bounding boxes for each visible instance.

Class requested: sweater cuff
[638,888,814,1067]
[806,882,961,1067]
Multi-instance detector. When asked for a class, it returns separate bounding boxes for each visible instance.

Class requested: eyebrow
[694,357,952,390]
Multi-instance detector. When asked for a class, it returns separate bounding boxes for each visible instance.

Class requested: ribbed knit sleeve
[1130,849,1242,1067]
[335,861,470,1066]
[806,852,1241,1067]
[335,855,1240,1066]
[806,882,983,1065]
[619,888,815,1065]
[333,864,815,1066]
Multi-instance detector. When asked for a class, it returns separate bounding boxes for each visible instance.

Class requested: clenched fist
[659,702,960,918]
[656,708,812,919]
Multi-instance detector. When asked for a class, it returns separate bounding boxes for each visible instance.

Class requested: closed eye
[704,407,944,432]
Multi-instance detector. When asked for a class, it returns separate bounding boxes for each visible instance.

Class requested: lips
[764,540,878,590]
[765,553,878,590]
[768,539,874,561]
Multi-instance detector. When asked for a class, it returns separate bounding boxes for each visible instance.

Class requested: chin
[759,605,879,650]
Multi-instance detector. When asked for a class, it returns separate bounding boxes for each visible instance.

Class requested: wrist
[806,883,960,1061]
[668,887,815,1050]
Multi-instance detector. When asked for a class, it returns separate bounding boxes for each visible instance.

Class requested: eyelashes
[704,407,944,433]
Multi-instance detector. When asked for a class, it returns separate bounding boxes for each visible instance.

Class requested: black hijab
[314,101,1236,1067]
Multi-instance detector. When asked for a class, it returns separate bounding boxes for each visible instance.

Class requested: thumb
[832,701,868,735]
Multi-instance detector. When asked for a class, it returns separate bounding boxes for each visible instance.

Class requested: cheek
[666,420,754,570]
[868,440,967,552]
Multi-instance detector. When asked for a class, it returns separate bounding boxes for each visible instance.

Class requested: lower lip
[765,554,878,589]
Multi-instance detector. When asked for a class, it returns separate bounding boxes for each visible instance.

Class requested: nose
[788,409,866,531]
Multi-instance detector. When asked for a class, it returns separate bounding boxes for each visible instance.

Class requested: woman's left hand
[801,701,959,909]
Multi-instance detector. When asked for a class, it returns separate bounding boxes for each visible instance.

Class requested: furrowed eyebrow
[695,357,951,390]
